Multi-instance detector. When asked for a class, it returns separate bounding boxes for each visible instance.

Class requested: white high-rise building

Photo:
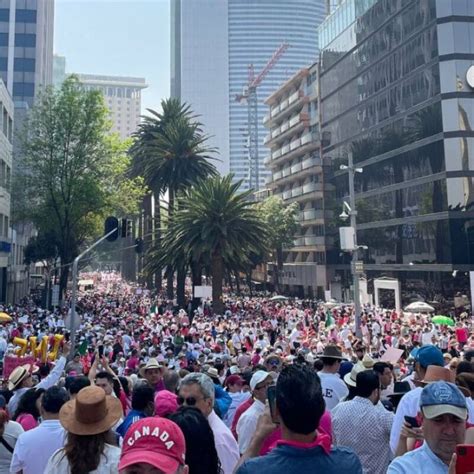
[77,74,147,140]
[171,0,325,189]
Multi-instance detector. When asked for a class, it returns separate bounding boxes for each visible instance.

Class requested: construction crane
[236,42,290,192]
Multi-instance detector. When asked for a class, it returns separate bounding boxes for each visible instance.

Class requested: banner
[3,355,36,379]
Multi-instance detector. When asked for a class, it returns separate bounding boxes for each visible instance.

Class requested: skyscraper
[0,0,54,107]
[0,0,55,303]
[77,74,147,139]
[171,0,325,189]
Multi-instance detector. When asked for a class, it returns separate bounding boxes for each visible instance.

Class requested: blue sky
[54,0,170,111]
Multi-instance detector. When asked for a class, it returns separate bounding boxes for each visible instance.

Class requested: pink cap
[155,390,178,417]
[119,418,186,473]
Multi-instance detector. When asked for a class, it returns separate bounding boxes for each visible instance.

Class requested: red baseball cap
[119,418,186,473]
[225,375,244,387]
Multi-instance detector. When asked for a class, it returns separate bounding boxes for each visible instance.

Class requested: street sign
[51,285,60,307]
[354,261,364,274]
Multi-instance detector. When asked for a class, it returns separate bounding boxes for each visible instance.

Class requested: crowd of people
[0,273,470,473]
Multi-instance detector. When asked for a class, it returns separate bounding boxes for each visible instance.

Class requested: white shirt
[388,440,448,473]
[236,398,265,454]
[0,422,23,474]
[10,419,66,474]
[318,371,349,411]
[8,356,67,416]
[44,444,120,474]
[207,410,239,474]
[390,387,474,453]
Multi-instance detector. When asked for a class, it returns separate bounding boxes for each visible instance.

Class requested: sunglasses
[177,396,207,406]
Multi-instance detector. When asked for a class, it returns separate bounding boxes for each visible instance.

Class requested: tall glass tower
[171,0,325,190]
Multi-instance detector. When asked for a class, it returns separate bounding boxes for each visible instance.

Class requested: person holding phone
[388,381,468,474]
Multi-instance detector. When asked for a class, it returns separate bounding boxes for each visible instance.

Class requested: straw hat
[343,354,375,387]
[59,386,123,435]
[8,364,39,391]
[205,367,219,380]
[139,358,163,377]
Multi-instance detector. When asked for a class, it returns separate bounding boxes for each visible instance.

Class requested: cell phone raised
[98,345,104,357]
[267,385,279,424]
[456,445,474,474]
[404,415,419,428]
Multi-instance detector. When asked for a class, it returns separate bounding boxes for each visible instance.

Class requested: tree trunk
[153,191,162,291]
[166,190,175,300]
[59,263,69,302]
[211,252,224,315]
[227,270,234,293]
[246,272,253,297]
[275,245,284,292]
[235,271,241,296]
[190,263,202,323]
[177,265,186,308]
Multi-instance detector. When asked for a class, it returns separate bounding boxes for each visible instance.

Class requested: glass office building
[319,0,474,305]
[171,0,325,189]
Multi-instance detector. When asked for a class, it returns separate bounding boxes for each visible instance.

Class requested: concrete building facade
[264,64,332,298]
[77,74,147,140]
[171,0,326,188]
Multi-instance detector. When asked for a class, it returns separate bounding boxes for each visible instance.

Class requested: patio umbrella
[431,315,455,327]
[404,301,435,313]
[270,295,288,302]
[0,312,11,322]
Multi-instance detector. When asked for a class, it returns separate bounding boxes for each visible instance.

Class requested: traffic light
[104,216,119,242]
[135,238,144,254]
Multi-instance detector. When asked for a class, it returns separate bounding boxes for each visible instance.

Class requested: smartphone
[98,345,104,357]
[404,415,419,428]
[456,445,474,474]
[267,385,279,424]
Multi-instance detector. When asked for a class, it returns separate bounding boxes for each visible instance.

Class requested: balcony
[302,157,321,170]
[291,186,302,198]
[290,138,301,151]
[263,155,271,166]
[281,143,290,155]
[272,149,282,160]
[270,104,280,118]
[302,182,322,194]
[305,236,325,246]
[282,167,291,178]
[289,90,302,105]
[273,170,283,181]
[289,115,301,128]
[266,112,309,147]
[290,162,302,174]
[300,209,325,221]
[282,190,292,200]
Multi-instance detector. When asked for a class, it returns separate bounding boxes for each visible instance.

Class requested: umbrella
[0,312,11,322]
[270,295,288,302]
[432,315,455,327]
[404,302,435,313]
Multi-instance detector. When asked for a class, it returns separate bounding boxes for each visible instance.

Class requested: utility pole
[347,151,362,338]
[69,227,117,355]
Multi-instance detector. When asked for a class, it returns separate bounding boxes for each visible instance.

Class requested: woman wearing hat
[45,386,123,473]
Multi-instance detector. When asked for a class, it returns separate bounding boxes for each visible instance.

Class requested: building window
[14,57,35,72]
[14,33,36,47]
[0,9,8,22]
[15,9,37,23]
[0,33,7,47]
[3,216,7,238]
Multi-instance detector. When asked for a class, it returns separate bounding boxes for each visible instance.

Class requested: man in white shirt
[390,345,445,453]
[237,370,273,453]
[10,386,69,474]
[179,372,239,474]
[317,345,348,411]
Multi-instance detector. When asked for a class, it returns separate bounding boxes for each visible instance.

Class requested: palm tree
[131,98,217,301]
[167,175,268,314]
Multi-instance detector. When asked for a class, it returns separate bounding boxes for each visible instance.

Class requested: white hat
[250,370,271,391]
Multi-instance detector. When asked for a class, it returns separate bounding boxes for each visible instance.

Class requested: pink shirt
[259,410,332,455]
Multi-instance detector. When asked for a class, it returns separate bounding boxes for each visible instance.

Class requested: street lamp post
[340,151,363,338]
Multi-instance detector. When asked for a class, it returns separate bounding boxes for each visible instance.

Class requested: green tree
[258,196,299,291]
[131,98,217,304]
[15,76,144,300]
[159,175,267,314]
